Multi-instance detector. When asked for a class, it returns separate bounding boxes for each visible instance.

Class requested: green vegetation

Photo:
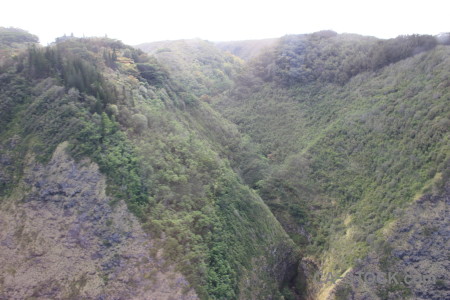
[334,284,352,300]
[0,36,296,299]
[1,29,449,299]
[214,32,450,275]
[0,27,39,70]
[137,39,243,98]
[248,31,437,86]
[215,38,278,61]
[0,27,38,49]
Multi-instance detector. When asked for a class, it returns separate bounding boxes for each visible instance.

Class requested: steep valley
[0,28,449,299]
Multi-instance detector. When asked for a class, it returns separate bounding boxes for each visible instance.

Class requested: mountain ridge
[0,28,448,299]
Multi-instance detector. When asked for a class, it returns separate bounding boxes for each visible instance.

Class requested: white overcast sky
[1,0,449,45]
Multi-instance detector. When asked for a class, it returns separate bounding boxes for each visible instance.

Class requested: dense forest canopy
[0,35,299,299]
[0,30,449,300]
[212,31,449,299]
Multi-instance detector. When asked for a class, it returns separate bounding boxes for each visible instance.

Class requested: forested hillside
[0,30,299,299]
[215,38,278,60]
[212,32,449,299]
[139,31,450,299]
[136,39,242,98]
[1,27,449,300]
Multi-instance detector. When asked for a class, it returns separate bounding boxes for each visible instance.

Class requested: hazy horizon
[2,0,449,45]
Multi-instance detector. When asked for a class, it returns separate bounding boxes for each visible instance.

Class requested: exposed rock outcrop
[0,143,197,299]
[327,182,449,300]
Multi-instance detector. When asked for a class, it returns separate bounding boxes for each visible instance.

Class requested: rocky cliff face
[324,181,449,300]
[0,143,197,299]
